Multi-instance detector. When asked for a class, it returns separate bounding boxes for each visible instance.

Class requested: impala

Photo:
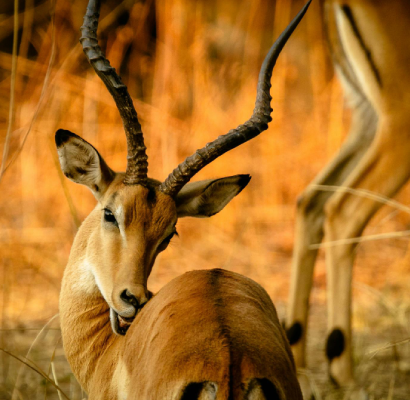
[286,0,410,388]
[57,0,310,399]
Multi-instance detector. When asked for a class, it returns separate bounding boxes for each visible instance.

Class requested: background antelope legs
[324,118,410,385]
[286,95,376,368]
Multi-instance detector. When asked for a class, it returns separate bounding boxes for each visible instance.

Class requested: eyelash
[103,209,118,227]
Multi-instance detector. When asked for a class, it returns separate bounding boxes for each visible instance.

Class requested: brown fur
[57,132,301,398]
[60,267,302,399]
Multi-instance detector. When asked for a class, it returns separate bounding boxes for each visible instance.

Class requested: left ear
[55,129,115,200]
[175,174,251,218]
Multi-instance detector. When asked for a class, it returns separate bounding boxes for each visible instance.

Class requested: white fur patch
[334,5,381,107]
[112,359,130,400]
[71,258,98,294]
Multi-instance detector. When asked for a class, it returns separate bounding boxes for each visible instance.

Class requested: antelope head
[56,0,309,335]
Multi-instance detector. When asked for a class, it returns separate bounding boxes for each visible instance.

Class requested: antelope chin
[110,308,136,336]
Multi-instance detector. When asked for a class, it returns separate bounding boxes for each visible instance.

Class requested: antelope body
[61,267,300,399]
[287,0,410,389]
[57,0,310,398]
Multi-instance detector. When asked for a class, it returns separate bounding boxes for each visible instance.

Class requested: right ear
[55,129,115,199]
[175,174,251,218]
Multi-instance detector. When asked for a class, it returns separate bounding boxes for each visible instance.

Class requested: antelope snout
[113,283,149,317]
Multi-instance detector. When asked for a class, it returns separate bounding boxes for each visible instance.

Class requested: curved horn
[80,0,148,186]
[158,0,311,197]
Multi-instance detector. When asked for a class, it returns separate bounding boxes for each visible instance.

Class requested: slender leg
[286,98,377,368]
[324,117,410,385]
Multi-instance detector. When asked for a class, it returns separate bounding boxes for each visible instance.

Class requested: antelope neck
[59,261,120,391]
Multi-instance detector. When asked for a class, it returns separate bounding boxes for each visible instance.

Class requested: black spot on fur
[245,378,281,400]
[259,378,281,400]
[181,382,217,400]
[55,129,80,147]
[286,322,303,345]
[326,328,345,361]
[94,185,99,192]
[181,382,203,400]
[64,171,74,179]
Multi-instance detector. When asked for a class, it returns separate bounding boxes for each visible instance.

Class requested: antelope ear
[55,129,115,199]
[175,175,251,218]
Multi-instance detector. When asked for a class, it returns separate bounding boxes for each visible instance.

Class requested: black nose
[120,289,139,307]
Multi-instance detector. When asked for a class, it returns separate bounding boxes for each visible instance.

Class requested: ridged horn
[80,0,148,186]
[158,0,311,197]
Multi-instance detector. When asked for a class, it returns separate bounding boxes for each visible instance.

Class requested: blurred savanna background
[1,0,410,398]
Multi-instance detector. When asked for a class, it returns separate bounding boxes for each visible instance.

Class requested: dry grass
[1,0,410,398]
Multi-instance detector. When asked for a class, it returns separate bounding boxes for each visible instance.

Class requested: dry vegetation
[0,0,410,398]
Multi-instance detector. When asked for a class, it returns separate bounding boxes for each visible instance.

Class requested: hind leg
[324,117,410,385]
[287,97,377,368]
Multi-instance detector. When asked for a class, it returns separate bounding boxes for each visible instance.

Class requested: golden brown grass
[1,0,410,398]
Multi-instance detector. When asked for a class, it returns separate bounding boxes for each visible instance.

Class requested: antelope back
[78,270,302,399]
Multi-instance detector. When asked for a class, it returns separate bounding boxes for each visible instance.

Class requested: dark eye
[158,231,177,252]
[104,209,118,227]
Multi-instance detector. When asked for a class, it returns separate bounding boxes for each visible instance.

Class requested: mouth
[118,313,135,333]
[110,302,149,336]
[110,308,135,335]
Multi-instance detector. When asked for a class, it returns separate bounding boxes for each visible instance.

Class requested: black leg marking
[181,382,217,400]
[181,382,203,400]
[259,378,281,400]
[244,378,281,400]
[286,321,303,345]
[326,328,345,361]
